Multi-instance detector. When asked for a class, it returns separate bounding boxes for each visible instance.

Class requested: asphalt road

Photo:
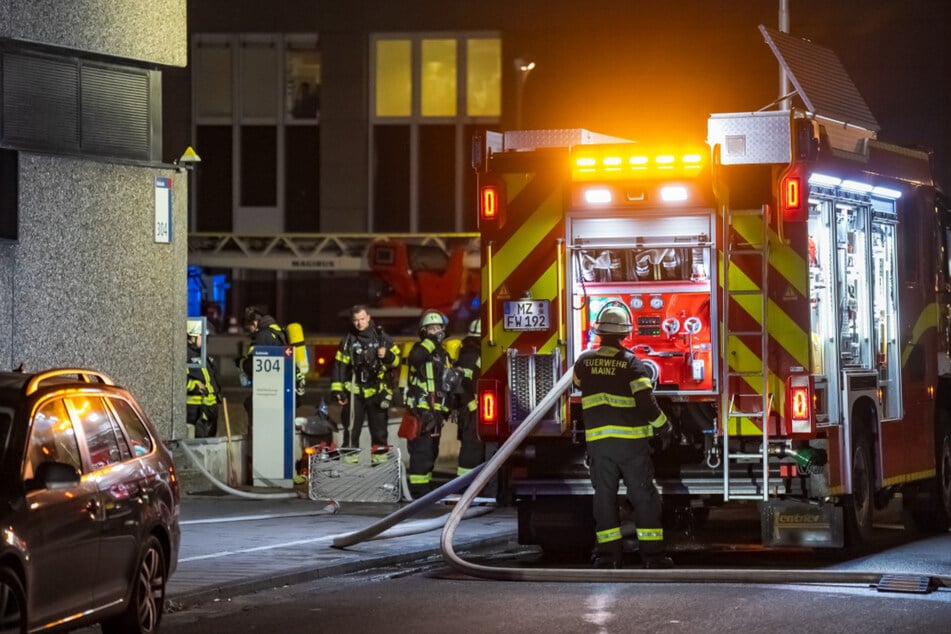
[155,533,951,634]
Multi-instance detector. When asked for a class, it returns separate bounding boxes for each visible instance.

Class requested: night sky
[511,0,951,188]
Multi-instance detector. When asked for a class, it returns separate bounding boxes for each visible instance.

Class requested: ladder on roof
[720,205,771,502]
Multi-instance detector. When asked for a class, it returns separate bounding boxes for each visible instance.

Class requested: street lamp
[514,57,536,130]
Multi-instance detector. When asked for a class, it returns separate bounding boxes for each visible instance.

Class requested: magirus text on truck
[472,27,951,552]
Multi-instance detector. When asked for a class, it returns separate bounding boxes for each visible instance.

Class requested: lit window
[421,39,457,117]
[466,39,501,117]
[375,40,412,117]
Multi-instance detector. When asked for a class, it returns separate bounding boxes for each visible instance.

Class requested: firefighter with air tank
[453,319,484,476]
[404,309,457,498]
[572,306,675,569]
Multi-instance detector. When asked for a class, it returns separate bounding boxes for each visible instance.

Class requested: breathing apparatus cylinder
[286,322,309,374]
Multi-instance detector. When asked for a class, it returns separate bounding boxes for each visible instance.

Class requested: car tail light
[784,373,814,436]
[478,379,500,440]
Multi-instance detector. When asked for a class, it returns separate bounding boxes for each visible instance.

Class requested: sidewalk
[167,492,517,608]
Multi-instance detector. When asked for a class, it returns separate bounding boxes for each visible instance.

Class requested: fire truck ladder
[721,205,771,502]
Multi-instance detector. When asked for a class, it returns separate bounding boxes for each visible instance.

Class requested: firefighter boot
[591,543,623,569]
[371,444,390,465]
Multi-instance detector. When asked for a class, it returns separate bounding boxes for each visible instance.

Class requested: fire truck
[473,27,951,551]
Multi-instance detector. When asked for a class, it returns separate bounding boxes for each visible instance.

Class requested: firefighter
[186,322,221,438]
[454,318,483,476]
[404,309,454,498]
[330,304,400,464]
[237,305,290,426]
[572,306,675,569]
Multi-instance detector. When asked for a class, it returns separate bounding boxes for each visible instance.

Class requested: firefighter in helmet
[404,309,455,498]
[330,304,400,464]
[186,321,221,438]
[453,318,484,476]
[572,305,675,569]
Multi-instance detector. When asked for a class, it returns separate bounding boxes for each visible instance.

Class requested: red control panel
[584,283,714,392]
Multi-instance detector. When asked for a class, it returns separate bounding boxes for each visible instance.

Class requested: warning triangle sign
[178,146,202,164]
[783,284,796,301]
[497,283,511,299]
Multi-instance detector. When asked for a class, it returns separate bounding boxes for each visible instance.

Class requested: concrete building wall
[0,0,189,440]
[0,0,187,67]
[8,156,188,439]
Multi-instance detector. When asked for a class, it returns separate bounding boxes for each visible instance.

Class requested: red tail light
[781,172,807,222]
[480,186,498,219]
[784,373,814,435]
[478,380,501,439]
[478,179,505,228]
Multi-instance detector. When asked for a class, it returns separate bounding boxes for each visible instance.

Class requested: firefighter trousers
[588,439,665,558]
[407,413,442,498]
[342,394,389,448]
[456,408,485,474]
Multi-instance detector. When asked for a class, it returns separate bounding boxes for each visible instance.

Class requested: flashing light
[480,185,499,220]
[571,144,707,181]
[660,185,688,202]
[584,187,613,204]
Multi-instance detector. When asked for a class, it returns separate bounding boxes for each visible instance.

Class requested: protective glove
[654,421,675,452]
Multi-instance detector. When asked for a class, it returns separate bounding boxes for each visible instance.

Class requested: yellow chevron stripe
[732,214,808,297]
[491,180,561,295]
[727,263,810,369]
[901,302,939,367]
[484,260,561,371]
[726,335,784,435]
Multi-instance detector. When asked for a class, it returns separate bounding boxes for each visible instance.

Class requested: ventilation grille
[1,49,157,162]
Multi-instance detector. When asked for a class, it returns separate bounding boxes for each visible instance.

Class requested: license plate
[502,300,550,331]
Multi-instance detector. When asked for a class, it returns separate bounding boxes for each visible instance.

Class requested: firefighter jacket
[238,315,288,377]
[187,342,221,409]
[405,337,453,413]
[572,344,668,444]
[453,336,481,414]
[330,323,400,400]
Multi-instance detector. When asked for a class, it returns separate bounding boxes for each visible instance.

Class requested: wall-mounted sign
[155,177,172,243]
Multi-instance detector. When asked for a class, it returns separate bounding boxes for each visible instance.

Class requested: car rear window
[109,397,154,456]
[24,399,83,479]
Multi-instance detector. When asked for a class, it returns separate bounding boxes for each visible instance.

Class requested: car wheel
[101,536,166,634]
[0,566,27,634]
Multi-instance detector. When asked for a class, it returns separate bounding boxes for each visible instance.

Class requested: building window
[370,33,500,232]
[192,33,319,233]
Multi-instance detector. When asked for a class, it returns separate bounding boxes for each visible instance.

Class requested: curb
[166,531,517,609]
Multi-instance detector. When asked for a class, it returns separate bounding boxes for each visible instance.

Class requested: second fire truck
[473,28,951,551]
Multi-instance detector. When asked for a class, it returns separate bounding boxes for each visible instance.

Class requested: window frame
[368,32,501,233]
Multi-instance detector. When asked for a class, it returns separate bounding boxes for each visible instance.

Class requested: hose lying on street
[439,371,951,588]
[362,506,494,541]
[176,440,311,501]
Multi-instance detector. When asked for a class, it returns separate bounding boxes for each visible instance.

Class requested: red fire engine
[474,27,951,551]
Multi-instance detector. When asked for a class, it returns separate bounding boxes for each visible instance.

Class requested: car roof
[0,369,118,401]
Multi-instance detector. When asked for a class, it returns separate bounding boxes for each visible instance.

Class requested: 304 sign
[503,300,550,331]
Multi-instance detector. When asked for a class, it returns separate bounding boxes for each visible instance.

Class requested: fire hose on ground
[438,370,951,588]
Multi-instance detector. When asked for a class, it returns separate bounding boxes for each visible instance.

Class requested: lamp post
[514,57,535,130]
[176,146,202,230]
